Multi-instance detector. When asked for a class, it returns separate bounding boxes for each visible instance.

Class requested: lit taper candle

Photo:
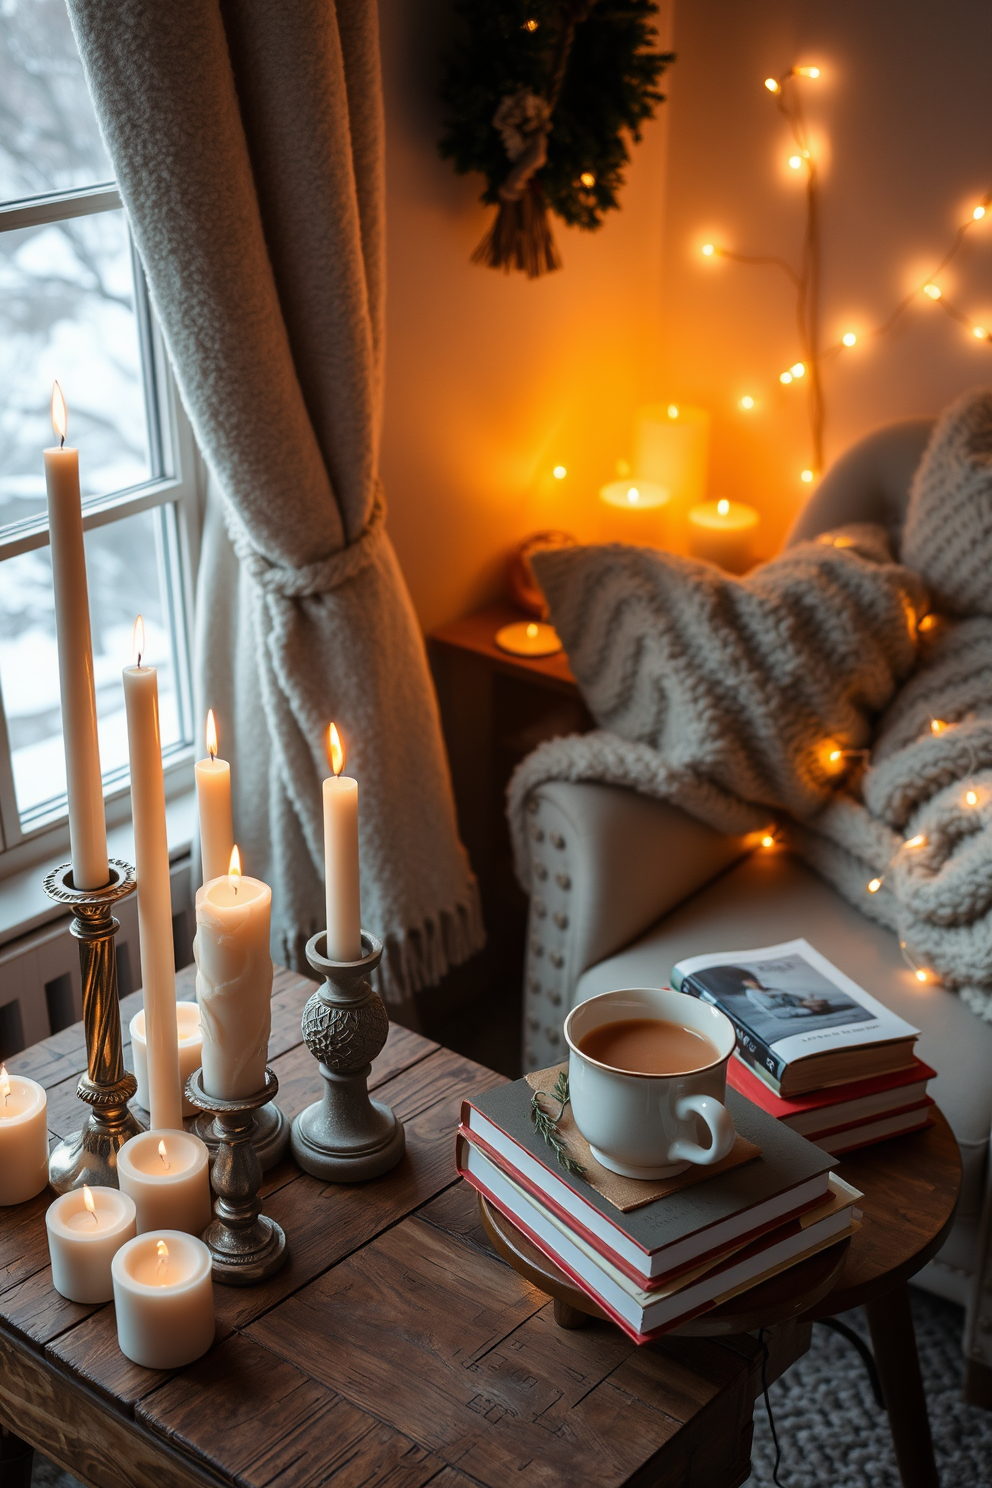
[44,382,109,890]
[323,724,361,961]
[123,616,182,1131]
[194,709,234,886]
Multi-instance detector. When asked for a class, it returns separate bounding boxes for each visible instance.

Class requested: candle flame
[627,487,640,504]
[51,381,67,446]
[205,708,218,760]
[82,1184,98,1224]
[327,722,345,777]
[717,499,730,516]
[133,614,145,668]
[158,1138,170,1171]
[228,844,241,895]
[156,1239,169,1279]
[0,1065,8,1106]
[526,623,538,638]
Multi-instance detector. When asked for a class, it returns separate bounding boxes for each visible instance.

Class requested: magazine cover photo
[685,951,876,1045]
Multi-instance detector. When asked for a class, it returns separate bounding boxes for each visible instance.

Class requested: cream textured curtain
[67,0,483,1001]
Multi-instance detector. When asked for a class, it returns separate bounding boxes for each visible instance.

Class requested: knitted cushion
[531,526,926,821]
[900,388,992,616]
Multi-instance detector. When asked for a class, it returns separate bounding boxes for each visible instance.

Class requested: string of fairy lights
[699,64,992,484]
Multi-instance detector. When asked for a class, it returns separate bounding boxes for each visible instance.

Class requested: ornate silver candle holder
[192,1099,289,1171]
[43,860,142,1193]
[186,1066,288,1284]
[291,930,405,1181]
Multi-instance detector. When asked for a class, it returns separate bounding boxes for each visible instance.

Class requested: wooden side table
[477,1110,961,1488]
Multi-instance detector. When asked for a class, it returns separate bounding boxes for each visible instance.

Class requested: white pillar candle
[112,1231,214,1369]
[688,499,760,573]
[47,1185,136,1303]
[0,1067,50,1206]
[194,852,273,1100]
[598,479,671,547]
[130,1003,202,1118]
[44,383,109,891]
[634,403,711,513]
[194,709,234,886]
[323,723,361,962]
[123,617,182,1133]
[117,1129,212,1237]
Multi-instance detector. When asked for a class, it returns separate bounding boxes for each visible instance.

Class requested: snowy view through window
[1,0,185,831]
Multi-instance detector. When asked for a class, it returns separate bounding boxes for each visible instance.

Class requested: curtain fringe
[277,880,485,1007]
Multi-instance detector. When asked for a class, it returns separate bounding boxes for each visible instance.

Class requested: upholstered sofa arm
[521,780,752,1070]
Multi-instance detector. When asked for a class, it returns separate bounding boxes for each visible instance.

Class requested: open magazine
[671,938,919,1096]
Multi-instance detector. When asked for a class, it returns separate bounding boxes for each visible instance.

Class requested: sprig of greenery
[530,1070,586,1176]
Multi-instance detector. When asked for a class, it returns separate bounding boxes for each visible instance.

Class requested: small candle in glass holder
[688,499,759,573]
[130,1002,203,1118]
[47,1185,136,1302]
[112,1231,215,1368]
[0,1066,50,1206]
[118,1129,212,1236]
[494,620,563,658]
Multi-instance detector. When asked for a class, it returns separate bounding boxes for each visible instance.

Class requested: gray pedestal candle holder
[43,860,142,1193]
[291,930,405,1182]
[186,1066,288,1285]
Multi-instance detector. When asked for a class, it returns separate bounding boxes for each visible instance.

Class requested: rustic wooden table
[1,965,802,1488]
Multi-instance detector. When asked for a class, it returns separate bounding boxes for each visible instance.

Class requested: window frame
[0,183,202,880]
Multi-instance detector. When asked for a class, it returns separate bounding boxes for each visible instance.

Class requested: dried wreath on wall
[438,0,673,278]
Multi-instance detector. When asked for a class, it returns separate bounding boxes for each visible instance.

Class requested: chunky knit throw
[510,389,992,1022]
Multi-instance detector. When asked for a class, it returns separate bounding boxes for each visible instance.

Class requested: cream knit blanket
[509,390,992,1021]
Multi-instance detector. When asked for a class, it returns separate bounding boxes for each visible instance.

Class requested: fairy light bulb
[796,66,820,78]
[974,326,988,340]
[553,465,566,479]
[975,205,987,220]
[915,968,928,983]
[842,332,857,347]
[966,789,979,807]
[740,395,755,410]
[701,243,715,257]
[791,362,806,378]
[801,469,815,483]
[789,155,803,170]
[764,78,781,93]
[579,172,595,188]
[867,878,882,893]
[930,719,947,735]
[904,834,926,849]
[780,371,794,385]
[923,283,942,300]
[761,834,775,849]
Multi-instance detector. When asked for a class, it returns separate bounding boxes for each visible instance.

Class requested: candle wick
[59,432,65,450]
[90,1208,99,1226]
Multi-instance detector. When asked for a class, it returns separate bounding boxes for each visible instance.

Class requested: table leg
[0,1427,34,1488]
[864,1283,939,1488]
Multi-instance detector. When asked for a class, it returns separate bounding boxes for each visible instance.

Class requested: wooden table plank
[135,1335,449,1488]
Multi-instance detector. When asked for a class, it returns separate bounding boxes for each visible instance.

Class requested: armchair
[519,417,992,1396]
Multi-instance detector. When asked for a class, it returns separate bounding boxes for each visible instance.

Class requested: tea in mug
[578,1017,720,1076]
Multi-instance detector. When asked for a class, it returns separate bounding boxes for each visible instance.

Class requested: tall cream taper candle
[322,723,361,962]
[123,617,182,1131]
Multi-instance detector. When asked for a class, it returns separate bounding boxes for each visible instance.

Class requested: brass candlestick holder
[291,930,405,1181]
[186,1066,288,1285]
[43,860,142,1193]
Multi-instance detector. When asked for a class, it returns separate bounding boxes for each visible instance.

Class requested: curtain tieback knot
[234,490,386,599]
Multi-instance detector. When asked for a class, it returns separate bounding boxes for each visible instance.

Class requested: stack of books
[672,938,933,1154]
[458,1077,860,1344]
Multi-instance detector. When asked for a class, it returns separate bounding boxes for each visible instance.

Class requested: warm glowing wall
[658,0,992,555]
[378,0,672,631]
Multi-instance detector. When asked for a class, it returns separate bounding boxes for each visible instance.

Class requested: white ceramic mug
[564,987,737,1179]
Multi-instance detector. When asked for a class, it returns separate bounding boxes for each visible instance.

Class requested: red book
[727,1054,935,1138]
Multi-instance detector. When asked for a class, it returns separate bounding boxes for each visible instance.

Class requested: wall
[658,0,992,555]
[377,0,674,632]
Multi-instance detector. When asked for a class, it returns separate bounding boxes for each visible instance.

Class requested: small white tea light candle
[0,1066,50,1206]
[47,1184,136,1303]
[195,709,234,886]
[130,1003,203,1119]
[195,846,273,1101]
[494,620,563,658]
[112,1231,214,1369]
[118,1130,212,1237]
[599,478,670,548]
[688,499,760,573]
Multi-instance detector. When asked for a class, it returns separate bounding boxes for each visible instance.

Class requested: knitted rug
[28,1295,992,1488]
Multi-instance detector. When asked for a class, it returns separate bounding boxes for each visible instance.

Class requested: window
[0,0,200,874]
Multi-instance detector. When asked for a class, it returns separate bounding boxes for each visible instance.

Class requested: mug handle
[669,1094,736,1166]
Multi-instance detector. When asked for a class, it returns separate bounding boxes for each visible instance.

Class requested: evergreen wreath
[438,0,674,278]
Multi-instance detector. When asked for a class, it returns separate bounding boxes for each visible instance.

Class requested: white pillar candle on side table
[117,1129,212,1236]
[112,1231,214,1369]
[634,403,711,517]
[598,479,671,547]
[44,383,109,891]
[123,616,182,1132]
[195,709,234,886]
[47,1185,136,1302]
[688,499,760,574]
[195,847,273,1100]
[130,1003,202,1119]
[323,723,361,962]
[0,1067,50,1205]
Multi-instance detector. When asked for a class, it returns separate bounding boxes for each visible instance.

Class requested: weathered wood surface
[1,967,771,1488]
